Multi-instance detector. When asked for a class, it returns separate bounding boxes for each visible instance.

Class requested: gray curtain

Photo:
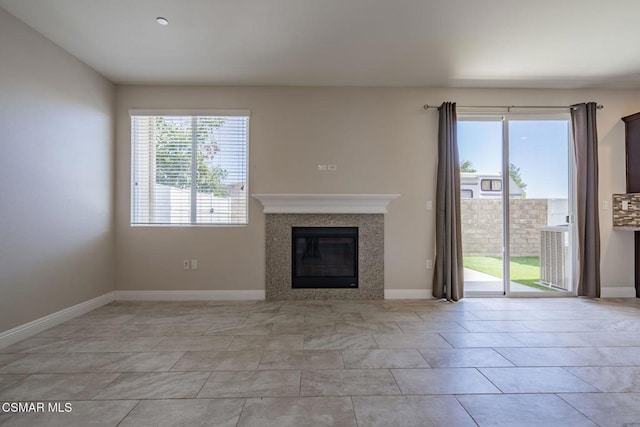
[571,102,601,297]
[433,102,464,301]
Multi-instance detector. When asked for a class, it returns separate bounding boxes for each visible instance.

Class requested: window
[481,179,502,192]
[131,111,249,225]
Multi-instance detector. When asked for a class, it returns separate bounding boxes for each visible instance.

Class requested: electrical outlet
[602,201,609,210]
[426,259,433,269]
[183,260,190,270]
[191,259,198,270]
[317,165,327,171]
[426,201,433,211]
[327,164,337,171]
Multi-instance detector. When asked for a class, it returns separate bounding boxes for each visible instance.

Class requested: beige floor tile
[71,313,135,326]
[244,313,304,326]
[361,312,423,322]
[508,332,593,347]
[559,393,640,427]
[419,348,513,367]
[0,400,138,427]
[396,320,468,333]
[456,320,532,332]
[153,335,234,351]
[440,332,526,348]
[0,354,24,369]
[494,347,592,367]
[576,331,640,346]
[0,373,119,400]
[73,322,212,337]
[271,322,338,335]
[238,397,357,427]
[569,346,640,366]
[457,394,597,427]
[303,334,378,350]
[0,352,184,374]
[304,312,363,322]
[300,369,400,396]
[31,322,86,338]
[119,399,244,427]
[468,310,541,321]
[342,349,429,369]
[93,371,210,399]
[125,313,223,325]
[514,320,608,332]
[373,333,451,349]
[13,337,165,353]
[228,335,304,351]
[259,350,343,370]
[416,311,481,322]
[335,321,403,334]
[391,368,500,394]
[0,338,69,354]
[479,367,599,393]
[198,370,300,398]
[0,374,27,392]
[353,395,476,427]
[205,324,273,335]
[171,351,262,371]
[531,309,637,321]
[564,366,640,392]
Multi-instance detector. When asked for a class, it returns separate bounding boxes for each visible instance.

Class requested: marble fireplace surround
[252,194,399,300]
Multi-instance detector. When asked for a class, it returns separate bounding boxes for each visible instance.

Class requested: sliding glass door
[507,117,574,295]
[459,114,575,296]
[458,118,506,295]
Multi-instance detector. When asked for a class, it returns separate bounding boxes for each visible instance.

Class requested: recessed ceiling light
[156,17,169,26]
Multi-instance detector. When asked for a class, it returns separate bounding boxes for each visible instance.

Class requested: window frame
[480,178,502,192]
[129,109,250,227]
[461,189,474,199]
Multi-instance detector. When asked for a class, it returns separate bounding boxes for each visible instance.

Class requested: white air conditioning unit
[540,226,568,290]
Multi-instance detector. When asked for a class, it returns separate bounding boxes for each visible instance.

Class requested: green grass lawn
[463,256,554,292]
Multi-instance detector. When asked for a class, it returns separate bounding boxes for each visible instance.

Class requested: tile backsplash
[613,193,640,230]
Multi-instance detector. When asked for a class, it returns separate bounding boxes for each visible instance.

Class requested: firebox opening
[292,227,358,289]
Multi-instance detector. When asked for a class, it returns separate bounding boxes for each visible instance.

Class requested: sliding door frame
[460,112,578,298]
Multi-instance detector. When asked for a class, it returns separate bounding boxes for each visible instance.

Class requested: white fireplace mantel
[252,194,400,214]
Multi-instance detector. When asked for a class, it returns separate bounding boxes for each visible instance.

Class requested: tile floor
[0,297,639,426]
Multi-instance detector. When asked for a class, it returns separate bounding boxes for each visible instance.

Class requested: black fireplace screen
[292,227,358,288]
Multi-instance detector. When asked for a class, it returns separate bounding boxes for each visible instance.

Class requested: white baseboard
[600,287,637,298]
[114,290,266,301]
[384,289,433,300]
[0,292,115,349]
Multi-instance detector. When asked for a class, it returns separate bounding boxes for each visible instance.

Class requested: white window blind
[130,111,249,226]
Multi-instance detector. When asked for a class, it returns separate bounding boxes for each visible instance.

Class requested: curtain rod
[423,104,604,111]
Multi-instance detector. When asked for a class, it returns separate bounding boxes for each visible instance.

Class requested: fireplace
[252,193,399,300]
[292,227,358,288]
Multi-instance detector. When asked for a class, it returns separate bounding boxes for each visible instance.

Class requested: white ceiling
[2,0,640,88]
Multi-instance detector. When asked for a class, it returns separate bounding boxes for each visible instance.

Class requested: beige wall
[0,9,115,331]
[115,85,640,292]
